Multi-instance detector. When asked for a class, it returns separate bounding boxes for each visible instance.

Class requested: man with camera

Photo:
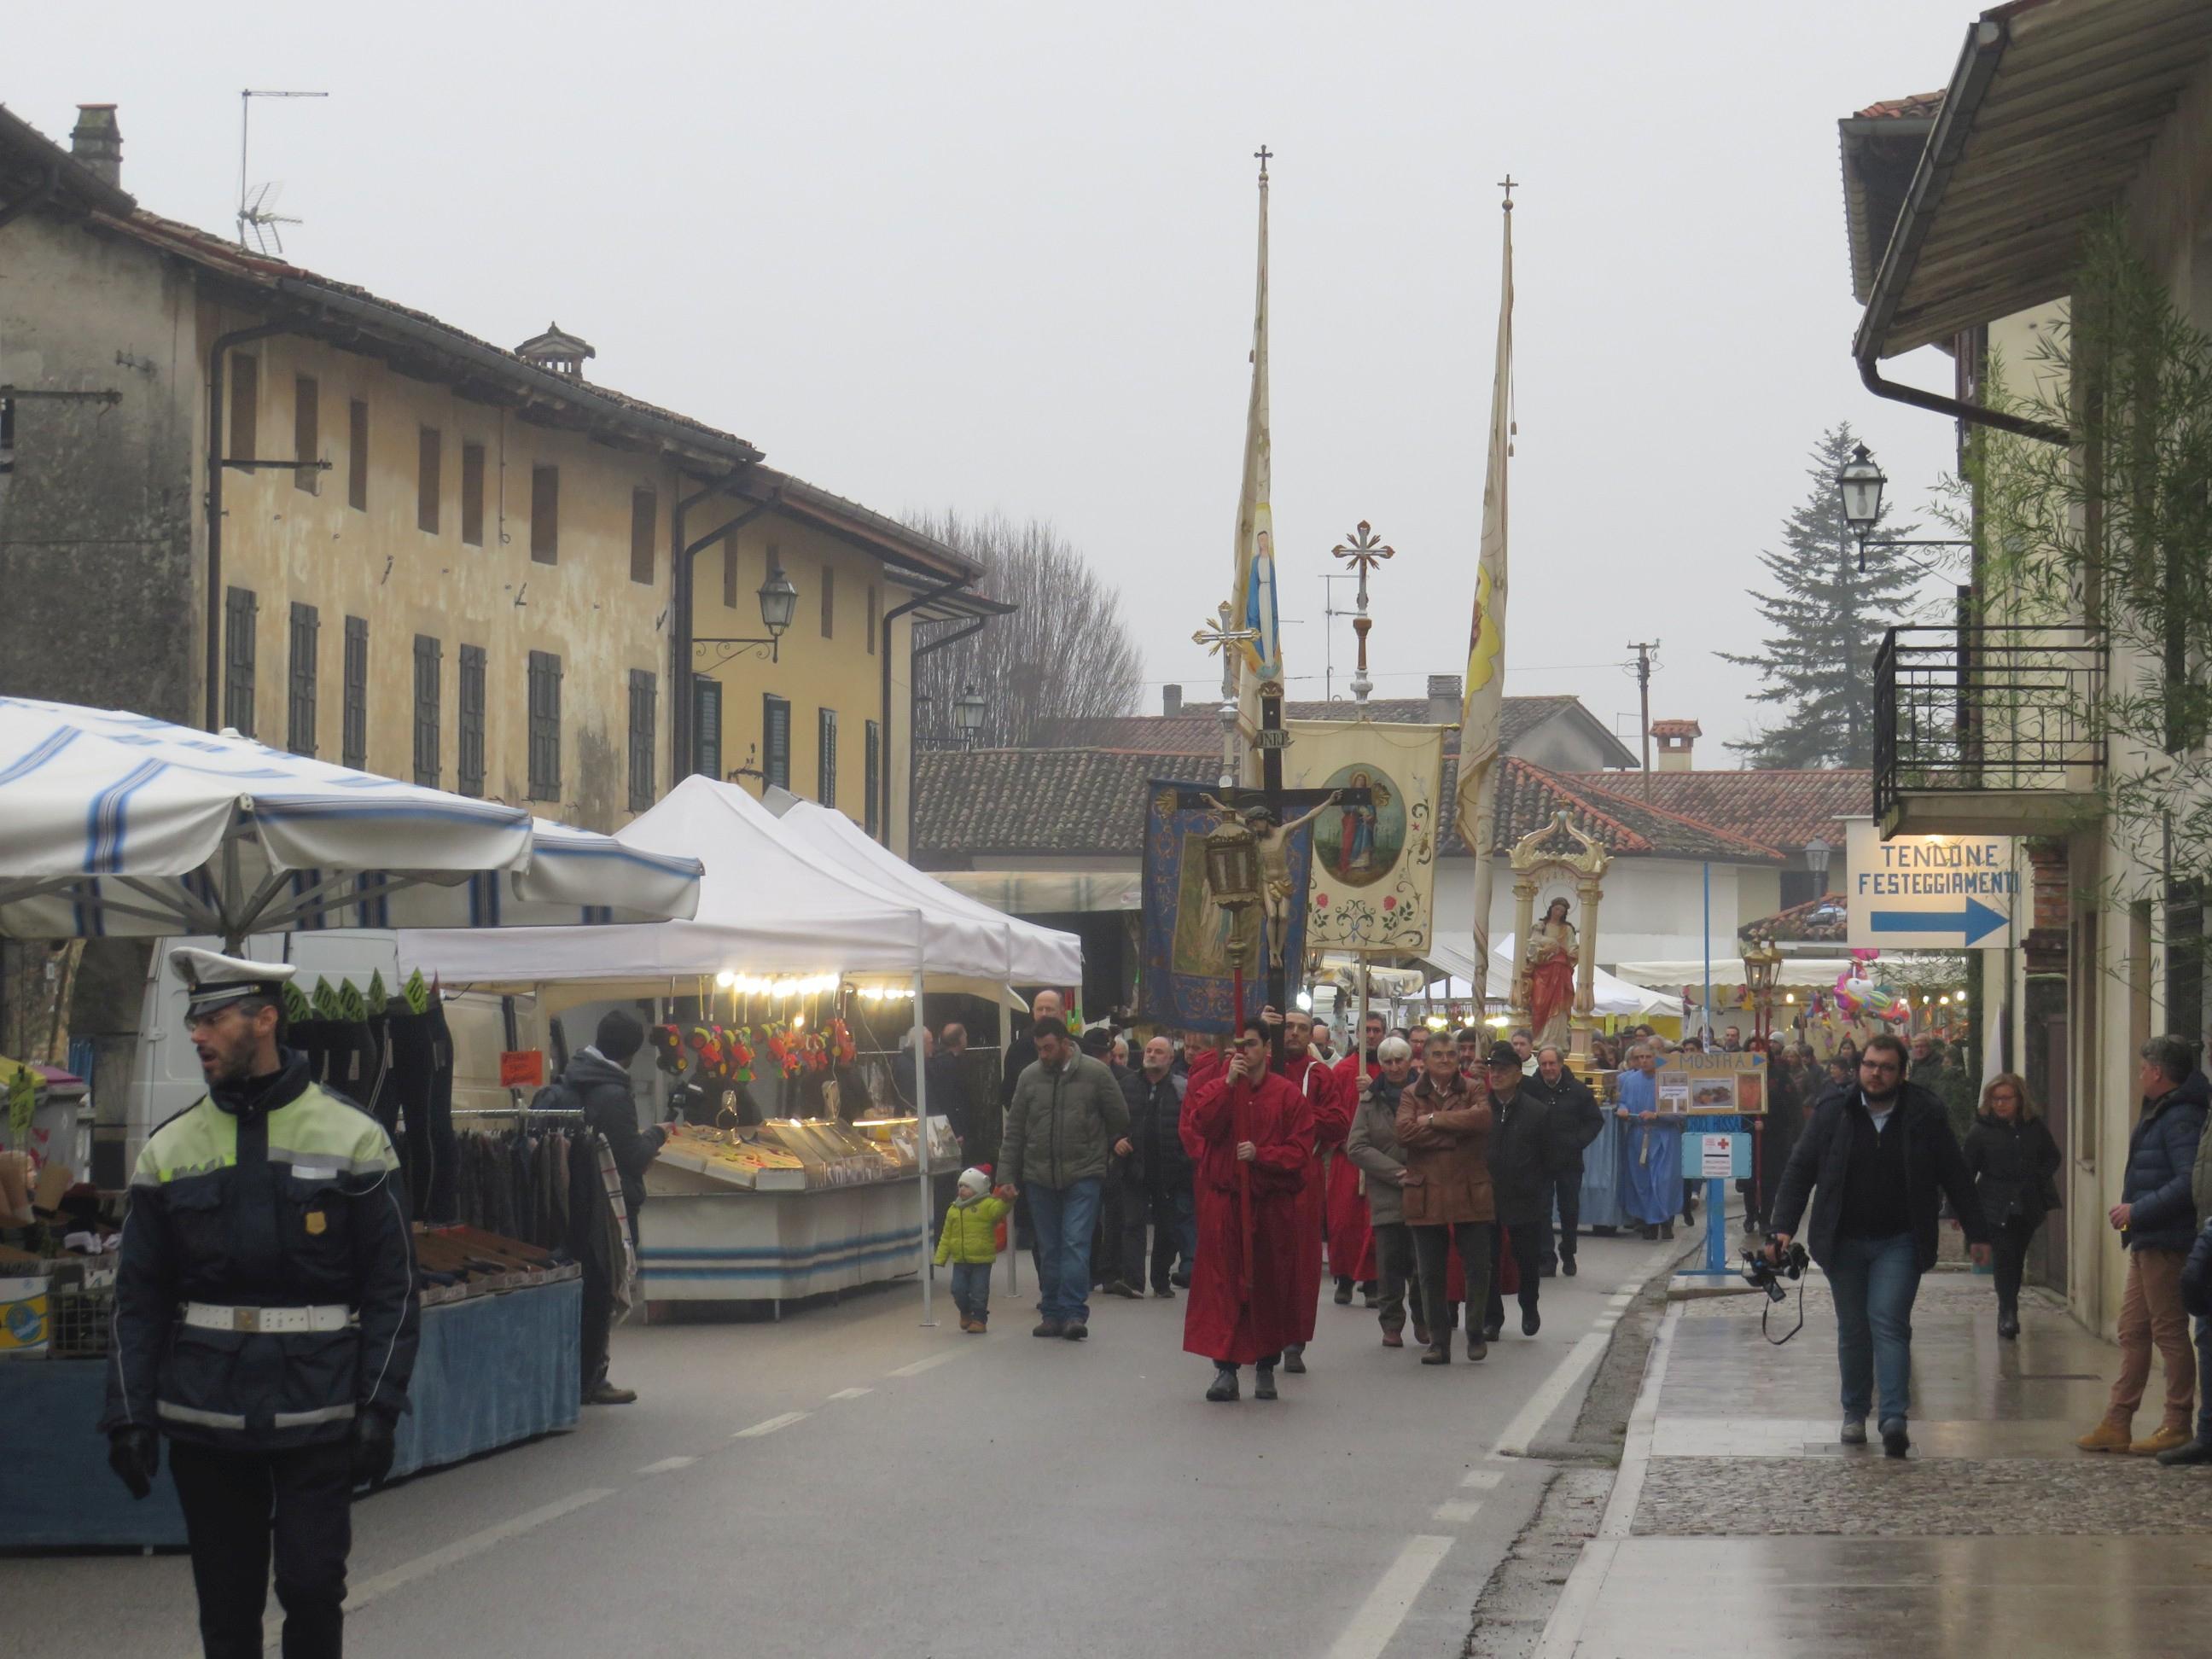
[1768,1033,1988,1458]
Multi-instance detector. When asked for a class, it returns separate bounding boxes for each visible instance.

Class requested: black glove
[108,1426,160,1500]
[350,1409,397,1489]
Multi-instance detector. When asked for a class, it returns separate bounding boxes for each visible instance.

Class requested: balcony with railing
[1872,626,2104,836]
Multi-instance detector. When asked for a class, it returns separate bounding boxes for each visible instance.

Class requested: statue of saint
[1528,896,1580,1051]
[1202,792,1342,968]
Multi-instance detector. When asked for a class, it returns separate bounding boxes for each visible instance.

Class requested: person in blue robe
[1616,1045,1682,1239]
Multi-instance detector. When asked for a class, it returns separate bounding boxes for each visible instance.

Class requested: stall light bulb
[715,970,736,989]
[1295,991,1313,1012]
[1785,992,1796,1004]
[791,1012,806,1029]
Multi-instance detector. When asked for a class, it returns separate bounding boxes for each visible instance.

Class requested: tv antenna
[237,89,327,254]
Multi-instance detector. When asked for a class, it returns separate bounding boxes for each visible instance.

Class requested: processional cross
[1330,520,1394,707]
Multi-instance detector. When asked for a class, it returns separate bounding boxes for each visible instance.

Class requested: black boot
[1254,1363,1278,1400]
[1282,1343,1307,1374]
[1206,1365,1240,1403]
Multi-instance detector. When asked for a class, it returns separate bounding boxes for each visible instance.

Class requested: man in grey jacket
[1345,1036,1419,1347]
[1000,1017,1130,1340]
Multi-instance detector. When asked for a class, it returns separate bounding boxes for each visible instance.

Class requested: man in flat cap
[102,947,418,1659]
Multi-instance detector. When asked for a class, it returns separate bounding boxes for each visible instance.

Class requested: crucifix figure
[1201,792,1342,967]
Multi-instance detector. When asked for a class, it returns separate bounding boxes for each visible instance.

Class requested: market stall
[0,700,704,1545]
[401,776,1082,1321]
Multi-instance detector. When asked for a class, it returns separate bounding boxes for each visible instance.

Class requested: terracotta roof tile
[1062,694,1590,757]
[1854,90,1946,121]
[1738,892,1849,944]
[1563,771,1868,856]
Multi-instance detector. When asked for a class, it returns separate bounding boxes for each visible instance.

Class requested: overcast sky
[15,1,1977,760]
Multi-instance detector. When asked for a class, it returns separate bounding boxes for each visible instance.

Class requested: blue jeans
[1027,1178,1102,1324]
[1827,1231,1922,1423]
[951,1261,992,1323]
[2196,1317,2212,1441]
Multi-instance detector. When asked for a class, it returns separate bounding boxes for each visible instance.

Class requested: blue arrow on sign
[1870,898,2009,946]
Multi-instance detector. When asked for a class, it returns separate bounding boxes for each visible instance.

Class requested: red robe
[1278,1051,1353,1344]
[1180,1052,1314,1365]
[1327,1053,1379,1283]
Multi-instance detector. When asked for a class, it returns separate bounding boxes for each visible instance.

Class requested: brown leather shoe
[1381,1330,1404,1348]
[2077,1417,2134,1452]
[2132,1425,2193,1457]
[586,1382,637,1406]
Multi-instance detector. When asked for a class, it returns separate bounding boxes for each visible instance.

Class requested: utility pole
[1628,640,1659,797]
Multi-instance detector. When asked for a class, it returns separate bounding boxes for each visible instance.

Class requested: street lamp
[696,562,800,668]
[1832,442,1973,573]
[1742,935,1784,1043]
[953,684,987,746]
[1805,836,1831,893]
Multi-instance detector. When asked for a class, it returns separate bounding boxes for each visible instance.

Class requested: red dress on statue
[1180,1051,1315,1365]
[1278,1052,1354,1344]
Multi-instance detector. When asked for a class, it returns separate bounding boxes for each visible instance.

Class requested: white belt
[182,1302,354,1335]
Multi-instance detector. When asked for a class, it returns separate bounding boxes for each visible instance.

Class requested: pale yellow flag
[1455,201,1513,999]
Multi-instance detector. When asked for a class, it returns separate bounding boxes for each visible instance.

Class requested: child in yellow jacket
[935,1167,1011,1333]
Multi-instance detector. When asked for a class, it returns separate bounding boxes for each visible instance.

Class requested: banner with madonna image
[1284,719,1447,955]
[1138,782,1316,1035]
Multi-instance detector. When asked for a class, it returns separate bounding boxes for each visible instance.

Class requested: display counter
[637,1183,926,1307]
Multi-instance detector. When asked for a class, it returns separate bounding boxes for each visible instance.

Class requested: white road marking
[636,1456,696,1476]
[1324,1534,1455,1659]
[1494,1330,1610,1457]
[827,1386,874,1400]
[1460,1467,1504,1490]
[295,1487,613,1644]
[732,1410,811,1438]
[888,1351,963,1377]
[1530,1301,1685,1659]
[1431,1499,1483,1524]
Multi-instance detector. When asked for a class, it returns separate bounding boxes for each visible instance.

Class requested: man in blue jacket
[2079,1035,2209,1457]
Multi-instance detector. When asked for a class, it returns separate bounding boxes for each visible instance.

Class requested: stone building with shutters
[0,103,996,853]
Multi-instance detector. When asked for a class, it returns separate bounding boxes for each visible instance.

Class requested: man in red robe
[1329,1011,1385,1304]
[1268,1007,1354,1374]
[1182,1019,1314,1401]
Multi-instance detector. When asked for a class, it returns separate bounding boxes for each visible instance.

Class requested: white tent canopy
[1421,936,1685,1020]
[1613,957,1895,993]
[771,800,1081,987]
[0,698,701,944]
[399,776,1026,989]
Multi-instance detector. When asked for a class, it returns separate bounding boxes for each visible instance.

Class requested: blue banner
[1138,781,1314,1034]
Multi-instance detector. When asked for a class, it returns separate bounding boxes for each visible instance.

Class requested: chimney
[1162,684,1183,717]
[515,323,595,382]
[1651,718,1701,773]
[70,104,122,189]
[1425,673,1462,725]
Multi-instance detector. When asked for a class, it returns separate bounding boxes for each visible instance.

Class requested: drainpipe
[1855,348,2067,447]
[880,578,972,847]
[204,321,291,730]
[669,480,776,784]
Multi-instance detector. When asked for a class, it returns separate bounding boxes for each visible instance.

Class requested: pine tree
[1720,423,1925,767]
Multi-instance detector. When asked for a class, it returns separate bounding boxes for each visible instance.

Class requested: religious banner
[1284,719,1446,955]
[1138,782,1317,1034]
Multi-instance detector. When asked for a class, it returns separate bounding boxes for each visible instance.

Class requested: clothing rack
[452,1108,585,1121]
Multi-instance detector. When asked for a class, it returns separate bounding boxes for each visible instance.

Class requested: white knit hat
[958,1167,991,1195]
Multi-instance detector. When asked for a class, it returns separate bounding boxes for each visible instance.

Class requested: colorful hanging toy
[830,1017,857,1068]
[1833,949,1910,1024]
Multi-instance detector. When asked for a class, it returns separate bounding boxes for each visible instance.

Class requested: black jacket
[565,1048,666,1215]
[102,1052,419,1452]
[1768,1080,1987,1272]
[1485,1083,1569,1226]
[1119,1068,1192,1189]
[1529,1071,1604,1174]
[2119,1073,2209,1253]
[1961,1112,2061,1229]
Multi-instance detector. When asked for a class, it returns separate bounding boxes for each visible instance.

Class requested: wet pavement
[1533,1266,2212,1657]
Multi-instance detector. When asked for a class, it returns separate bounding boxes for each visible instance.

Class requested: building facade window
[530,466,559,563]
[342,616,368,769]
[457,644,486,798]
[527,649,562,799]
[228,354,258,460]
[287,602,318,757]
[630,489,656,586]
[347,399,369,511]
[629,669,658,810]
[820,564,835,639]
[817,708,838,806]
[412,635,442,787]
[223,586,257,736]
[418,426,442,533]
[293,375,319,494]
[694,676,723,782]
[864,719,882,837]
[460,442,485,547]
[763,694,790,790]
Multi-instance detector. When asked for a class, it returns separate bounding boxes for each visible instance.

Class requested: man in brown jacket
[1396,1036,1495,1365]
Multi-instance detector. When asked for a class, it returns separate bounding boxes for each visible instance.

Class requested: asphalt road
[5,1230,1677,1658]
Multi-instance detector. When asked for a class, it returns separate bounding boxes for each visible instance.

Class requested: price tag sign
[499,1050,545,1090]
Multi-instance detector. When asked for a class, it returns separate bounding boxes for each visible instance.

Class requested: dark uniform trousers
[172,1440,353,1658]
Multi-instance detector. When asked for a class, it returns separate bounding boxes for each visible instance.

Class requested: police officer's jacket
[101,1050,419,1452]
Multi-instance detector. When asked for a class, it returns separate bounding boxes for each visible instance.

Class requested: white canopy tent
[0,698,702,946]
[1420,936,1686,1020]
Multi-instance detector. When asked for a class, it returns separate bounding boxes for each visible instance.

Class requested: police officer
[103,948,419,1658]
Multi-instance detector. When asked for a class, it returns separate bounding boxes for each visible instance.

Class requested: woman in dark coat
[1961,1072,2061,1339]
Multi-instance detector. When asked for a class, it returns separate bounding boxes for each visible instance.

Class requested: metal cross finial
[1499,174,1516,209]
[1254,144,1272,180]
[1330,521,1394,707]
[1194,599,1259,659]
